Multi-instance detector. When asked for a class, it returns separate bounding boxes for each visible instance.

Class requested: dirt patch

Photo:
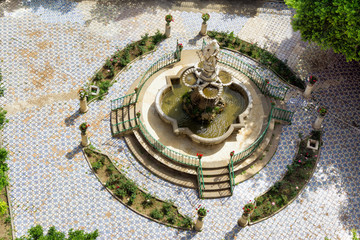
[0,189,12,240]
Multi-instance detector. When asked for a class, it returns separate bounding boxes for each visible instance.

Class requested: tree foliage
[16,225,99,240]
[286,0,360,61]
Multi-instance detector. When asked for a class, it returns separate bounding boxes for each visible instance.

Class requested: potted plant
[304,75,317,98]
[197,153,203,160]
[78,88,89,113]
[79,122,90,135]
[313,107,327,130]
[165,14,174,38]
[79,122,90,147]
[238,201,256,227]
[200,13,210,36]
[195,205,208,231]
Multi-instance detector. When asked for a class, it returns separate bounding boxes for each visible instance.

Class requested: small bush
[124,179,137,196]
[180,216,193,228]
[91,161,103,172]
[127,193,136,206]
[140,33,149,45]
[94,72,103,81]
[166,212,176,224]
[138,45,146,55]
[115,187,126,199]
[106,164,115,174]
[152,30,165,45]
[142,193,154,208]
[150,209,163,220]
[0,200,8,215]
[4,216,10,224]
[162,201,173,216]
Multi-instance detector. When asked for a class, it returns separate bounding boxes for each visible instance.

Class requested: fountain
[155,40,253,145]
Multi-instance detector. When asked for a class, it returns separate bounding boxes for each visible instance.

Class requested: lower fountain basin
[155,67,253,145]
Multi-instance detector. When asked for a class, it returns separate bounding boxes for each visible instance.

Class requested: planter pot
[81,132,90,147]
[194,215,205,231]
[303,83,314,98]
[200,23,207,36]
[313,115,325,130]
[165,24,171,38]
[237,213,250,227]
[307,139,319,151]
[80,98,89,113]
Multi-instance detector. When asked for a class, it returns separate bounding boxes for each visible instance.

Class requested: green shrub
[180,216,193,228]
[91,161,103,172]
[138,45,146,55]
[0,108,8,129]
[127,193,136,205]
[94,72,103,81]
[4,216,10,224]
[115,187,126,199]
[0,200,8,215]
[142,193,154,208]
[162,201,173,216]
[150,209,163,220]
[148,44,155,51]
[152,30,165,45]
[166,212,176,224]
[98,80,112,96]
[106,164,115,174]
[16,225,99,240]
[124,179,137,196]
[140,33,149,45]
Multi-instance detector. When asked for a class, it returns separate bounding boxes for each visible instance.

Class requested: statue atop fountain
[181,39,233,123]
[195,39,220,82]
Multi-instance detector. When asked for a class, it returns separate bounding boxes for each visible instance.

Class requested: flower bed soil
[249,130,321,223]
[83,147,193,229]
[87,31,166,102]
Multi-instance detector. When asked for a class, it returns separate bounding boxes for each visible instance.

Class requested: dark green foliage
[166,212,176,224]
[150,209,163,220]
[15,224,99,240]
[98,80,112,97]
[285,0,360,61]
[180,216,193,228]
[91,161,103,172]
[142,193,154,208]
[106,164,115,174]
[310,130,321,141]
[124,179,137,196]
[94,72,103,81]
[0,108,9,129]
[152,30,165,45]
[162,201,173,216]
[138,45,146,55]
[127,193,136,205]
[115,187,126,199]
[140,33,149,45]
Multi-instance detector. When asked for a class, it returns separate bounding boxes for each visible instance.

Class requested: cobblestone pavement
[0,0,359,239]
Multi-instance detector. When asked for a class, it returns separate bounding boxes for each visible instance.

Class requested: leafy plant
[127,193,136,205]
[201,13,210,24]
[15,225,99,240]
[0,108,8,129]
[140,33,149,45]
[162,201,173,216]
[180,216,193,228]
[150,209,163,220]
[166,212,176,224]
[152,30,165,45]
[0,200,8,215]
[94,72,103,81]
[124,179,137,196]
[142,193,154,208]
[4,216,10,224]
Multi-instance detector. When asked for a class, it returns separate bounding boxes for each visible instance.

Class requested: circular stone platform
[136,50,271,165]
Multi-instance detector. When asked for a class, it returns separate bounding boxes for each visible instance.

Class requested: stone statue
[195,39,220,82]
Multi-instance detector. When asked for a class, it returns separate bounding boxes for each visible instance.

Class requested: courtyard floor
[0,0,359,239]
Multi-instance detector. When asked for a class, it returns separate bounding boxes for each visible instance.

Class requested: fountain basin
[155,67,253,145]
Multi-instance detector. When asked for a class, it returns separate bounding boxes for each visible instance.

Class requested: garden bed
[83,147,193,229]
[207,31,305,90]
[249,130,321,223]
[86,30,166,102]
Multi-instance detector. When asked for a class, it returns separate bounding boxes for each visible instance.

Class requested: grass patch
[207,30,305,90]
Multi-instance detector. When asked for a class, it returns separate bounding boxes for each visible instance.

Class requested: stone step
[202,167,229,176]
[204,182,230,191]
[203,174,230,183]
[202,189,232,199]
[133,130,198,175]
[125,131,197,188]
[233,119,275,174]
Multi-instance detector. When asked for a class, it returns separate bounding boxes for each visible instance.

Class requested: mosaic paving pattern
[1,0,359,239]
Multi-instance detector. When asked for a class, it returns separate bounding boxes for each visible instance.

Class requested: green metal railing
[228,155,235,194]
[138,119,199,167]
[198,159,205,198]
[111,92,137,111]
[135,50,180,102]
[272,107,294,123]
[232,107,274,164]
[111,117,139,136]
[217,51,289,100]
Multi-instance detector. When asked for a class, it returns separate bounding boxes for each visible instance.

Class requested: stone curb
[80,146,193,231]
[248,134,322,225]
